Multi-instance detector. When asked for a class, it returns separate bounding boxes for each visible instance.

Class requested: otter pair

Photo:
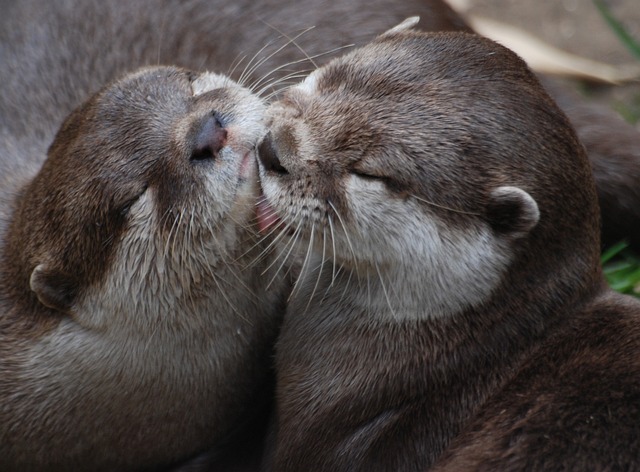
[1,2,640,472]
[0,2,472,470]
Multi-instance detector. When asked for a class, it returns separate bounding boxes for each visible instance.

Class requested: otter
[257,21,640,471]
[0,65,292,471]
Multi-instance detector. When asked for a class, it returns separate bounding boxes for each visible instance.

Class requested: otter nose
[191,114,227,161]
[258,133,289,174]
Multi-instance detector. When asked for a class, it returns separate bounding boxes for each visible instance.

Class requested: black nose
[191,114,227,161]
[258,133,288,174]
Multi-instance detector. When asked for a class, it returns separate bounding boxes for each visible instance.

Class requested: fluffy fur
[258,26,640,471]
[0,1,466,470]
[2,0,640,470]
[0,64,292,471]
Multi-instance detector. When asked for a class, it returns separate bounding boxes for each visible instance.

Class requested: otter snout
[191,113,227,161]
[258,132,289,174]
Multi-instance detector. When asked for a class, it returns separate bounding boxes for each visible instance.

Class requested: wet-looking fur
[0,66,288,471]
[258,24,640,471]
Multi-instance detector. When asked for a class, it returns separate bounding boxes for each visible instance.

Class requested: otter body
[258,25,640,471]
[0,65,289,471]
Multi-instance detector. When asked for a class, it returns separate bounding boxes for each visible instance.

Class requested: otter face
[19,66,267,327]
[256,30,595,319]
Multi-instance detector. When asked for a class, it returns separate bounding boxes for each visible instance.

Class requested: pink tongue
[256,197,281,234]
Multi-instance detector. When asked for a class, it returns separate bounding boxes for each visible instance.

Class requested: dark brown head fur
[0,62,289,471]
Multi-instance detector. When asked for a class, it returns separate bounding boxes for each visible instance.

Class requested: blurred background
[449,0,640,124]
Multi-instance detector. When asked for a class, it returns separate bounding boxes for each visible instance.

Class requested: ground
[450,0,640,123]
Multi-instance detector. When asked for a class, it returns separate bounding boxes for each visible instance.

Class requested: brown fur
[542,77,640,250]
[0,1,468,471]
[1,0,640,470]
[4,0,640,253]
[0,63,291,471]
[258,29,640,471]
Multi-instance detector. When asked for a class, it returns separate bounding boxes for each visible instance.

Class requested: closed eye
[350,169,387,183]
[350,168,406,194]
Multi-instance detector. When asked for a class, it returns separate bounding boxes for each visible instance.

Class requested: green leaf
[593,0,640,61]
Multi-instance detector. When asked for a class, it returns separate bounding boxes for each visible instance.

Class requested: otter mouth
[256,193,282,234]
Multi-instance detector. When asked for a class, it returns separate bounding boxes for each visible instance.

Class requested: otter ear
[380,17,420,37]
[30,264,78,313]
[486,186,539,238]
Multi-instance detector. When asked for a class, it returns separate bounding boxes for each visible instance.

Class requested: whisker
[375,260,398,320]
[243,27,316,90]
[308,227,328,311]
[234,201,285,264]
[163,212,180,258]
[207,264,251,324]
[172,208,186,256]
[249,44,354,95]
[259,20,319,69]
[410,194,481,216]
[237,35,288,86]
[246,215,295,268]
[367,271,372,311]
[327,213,338,288]
[228,53,249,81]
[327,200,359,279]
[261,209,303,275]
[265,220,303,290]
[335,263,354,308]
[289,221,315,302]
[256,72,314,99]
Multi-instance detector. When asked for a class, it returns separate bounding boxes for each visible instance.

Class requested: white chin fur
[301,176,513,321]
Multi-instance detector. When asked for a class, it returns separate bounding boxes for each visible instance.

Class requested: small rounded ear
[486,186,539,238]
[380,17,420,37]
[30,264,78,313]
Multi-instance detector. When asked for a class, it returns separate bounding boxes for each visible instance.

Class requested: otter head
[6,66,267,328]
[257,24,601,319]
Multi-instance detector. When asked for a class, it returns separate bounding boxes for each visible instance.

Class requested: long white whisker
[410,194,481,216]
[374,260,397,320]
[249,44,354,95]
[303,226,327,314]
[263,211,304,275]
[265,221,303,290]
[259,20,319,69]
[170,209,186,258]
[327,200,359,279]
[227,53,248,81]
[235,200,287,264]
[237,34,290,86]
[256,72,314,99]
[243,27,316,90]
[248,217,295,267]
[163,212,180,257]
[289,221,315,302]
[327,213,338,288]
[208,265,251,324]
[336,264,354,308]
